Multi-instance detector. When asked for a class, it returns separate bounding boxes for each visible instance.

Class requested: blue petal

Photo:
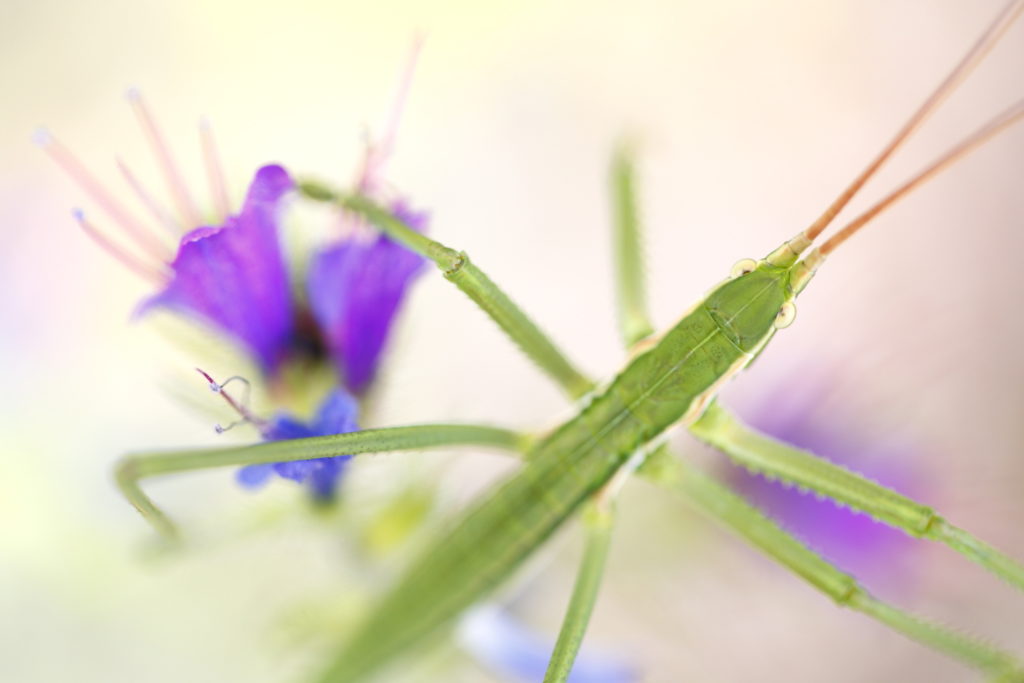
[265,415,320,441]
[236,388,361,499]
[308,456,352,503]
[458,605,638,683]
[236,463,274,488]
[312,390,360,434]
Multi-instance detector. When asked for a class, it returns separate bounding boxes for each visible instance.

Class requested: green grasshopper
[115,2,1024,680]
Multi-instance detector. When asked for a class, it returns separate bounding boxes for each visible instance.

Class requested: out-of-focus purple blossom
[457,605,638,683]
[302,42,429,394]
[725,379,926,588]
[139,165,297,374]
[308,201,428,394]
[41,95,301,376]
[238,388,360,501]
[48,84,427,501]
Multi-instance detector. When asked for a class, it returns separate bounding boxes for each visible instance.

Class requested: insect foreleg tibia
[115,423,528,541]
[611,144,654,348]
[298,182,593,400]
[688,402,1024,592]
[543,501,616,683]
[645,454,1024,680]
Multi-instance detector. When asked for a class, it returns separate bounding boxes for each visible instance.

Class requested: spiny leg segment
[116,423,528,541]
[688,402,1024,592]
[299,182,594,401]
[648,455,1024,680]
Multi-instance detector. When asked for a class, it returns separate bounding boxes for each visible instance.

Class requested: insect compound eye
[730,258,758,278]
[774,301,797,329]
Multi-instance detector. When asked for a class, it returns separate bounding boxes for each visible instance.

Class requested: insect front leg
[116,423,528,542]
[298,182,594,400]
[688,401,1024,592]
[610,143,655,348]
[645,456,1024,680]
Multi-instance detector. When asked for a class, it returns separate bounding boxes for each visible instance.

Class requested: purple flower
[724,378,926,589]
[237,389,360,501]
[46,82,429,389]
[457,605,638,683]
[47,85,425,500]
[40,94,299,376]
[308,202,427,394]
[45,91,427,387]
[139,165,297,374]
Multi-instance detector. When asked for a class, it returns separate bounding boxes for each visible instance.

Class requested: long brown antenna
[817,98,1024,256]
[801,0,1024,244]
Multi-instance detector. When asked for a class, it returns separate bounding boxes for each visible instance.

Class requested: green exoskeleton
[115,2,1024,680]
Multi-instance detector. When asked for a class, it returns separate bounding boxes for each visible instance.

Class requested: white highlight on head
[730,258,757,278]
[774,301,797,329]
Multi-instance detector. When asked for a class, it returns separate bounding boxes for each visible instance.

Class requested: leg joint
[439,250,468,277]
[833,580,863,608]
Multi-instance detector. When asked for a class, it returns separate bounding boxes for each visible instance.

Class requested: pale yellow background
[2,1,1023,681]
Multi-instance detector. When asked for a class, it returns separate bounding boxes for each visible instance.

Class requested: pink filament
[39,133,173,262]
[116,157,182,236]
[127,89,203,229]
[199,118,231,222]
[357,36,424,195]
[74,210,168,285]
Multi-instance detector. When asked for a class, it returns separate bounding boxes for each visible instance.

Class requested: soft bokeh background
[2,0,1023,681]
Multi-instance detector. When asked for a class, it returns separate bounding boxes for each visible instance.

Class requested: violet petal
[139,165,296,374]
[308,203,427,394]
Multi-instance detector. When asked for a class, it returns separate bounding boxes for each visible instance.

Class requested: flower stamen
[199,118,232,222]
[127,88,203,229]
[115,157,182,236]
[73,209,169,284]
[196,368,267,435]
[36,128,173,262]
[356,36,424,195]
